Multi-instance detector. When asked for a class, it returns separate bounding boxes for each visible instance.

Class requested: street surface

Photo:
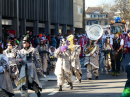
[13,53,130,97]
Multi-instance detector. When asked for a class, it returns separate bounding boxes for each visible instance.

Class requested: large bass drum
[84,24,103,56]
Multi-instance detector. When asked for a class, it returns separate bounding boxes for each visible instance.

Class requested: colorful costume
[84,43,99,79]
[0,54,14,97]
[55,39,73,91]
[4,42,19,86]
[67,35,82,83]
[122,33,128,58]
[121,64,130,97]
[103,38,111,73]
[37,41,49,74]
[16,36,42,97]
[49,46,56,71]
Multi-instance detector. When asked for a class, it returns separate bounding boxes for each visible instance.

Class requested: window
[104,15,106,18]
[105,21,108,25]
[94,15,96,18]
[95,21,98,24]
[98,15,100,18]
[90,22,92,25]
[106,15,108,18]
[78,6,82,14]
[91,15,92,18]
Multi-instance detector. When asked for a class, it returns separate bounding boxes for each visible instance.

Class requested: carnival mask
[23,41,28,48]
[67,35,74,51]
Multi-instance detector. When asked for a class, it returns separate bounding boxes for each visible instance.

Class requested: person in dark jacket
[55,35,60,48]
[34,36,39,48]
[47,34,51,45]
[122,64,130,97]
[51,35,57,48]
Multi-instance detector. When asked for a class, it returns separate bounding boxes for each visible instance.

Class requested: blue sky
[85,0,113,8]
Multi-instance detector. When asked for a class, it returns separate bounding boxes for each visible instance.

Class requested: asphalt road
[13,53,130,97]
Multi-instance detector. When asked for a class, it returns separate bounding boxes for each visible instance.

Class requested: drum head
[87,24,103,40]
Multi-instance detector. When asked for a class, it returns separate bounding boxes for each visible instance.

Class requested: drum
[10,65,19,79]
[112,51,119,61]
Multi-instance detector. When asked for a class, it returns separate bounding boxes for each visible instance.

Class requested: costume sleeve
[46,44,49,51]
[110,38,113,45]
[75,45,81,56]
[16,50,21,65]
[81,38,83,47]
[55,47,62,58]
[120,39,124,45]
[34,48,42,69]
[92,45,99,57]
[0,55,9,73]
[64,49,71,56]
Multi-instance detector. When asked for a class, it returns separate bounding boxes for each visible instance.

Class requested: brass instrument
[84,45,96,55]
[84,24,103,56]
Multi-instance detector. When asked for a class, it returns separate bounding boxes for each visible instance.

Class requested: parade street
[13,53,129,97]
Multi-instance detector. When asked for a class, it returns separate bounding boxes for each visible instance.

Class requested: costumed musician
[122,31,128,58]
[127,32,130,54]
[84,39,100,80]
[49,46,57,71]
[37,39,49,75]
[3,41,19,86]
[103,37,112,74]
[110,32,124,76]
[102,30,110,48]
[55,38,73,91]
[0,46,14,97]
[16,36,42,97]
[84,24,102,80]
[67,35,82,83]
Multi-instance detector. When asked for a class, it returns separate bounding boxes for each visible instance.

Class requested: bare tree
[99,0,129,23]
[114,0,129,20]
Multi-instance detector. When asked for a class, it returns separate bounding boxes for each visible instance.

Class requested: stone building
[0,0,74,38]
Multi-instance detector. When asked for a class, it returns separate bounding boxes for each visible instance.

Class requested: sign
[9,30,15,38]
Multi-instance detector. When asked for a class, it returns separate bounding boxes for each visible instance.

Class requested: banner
[9,30,15,38]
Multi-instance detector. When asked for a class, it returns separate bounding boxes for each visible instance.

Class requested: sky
[85,0,114,8]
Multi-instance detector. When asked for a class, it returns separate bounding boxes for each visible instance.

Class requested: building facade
[0,0,74,38]
[73,0,83,34]
[85,7,109,31]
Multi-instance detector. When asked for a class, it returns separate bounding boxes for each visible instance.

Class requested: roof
[86,7,107,14]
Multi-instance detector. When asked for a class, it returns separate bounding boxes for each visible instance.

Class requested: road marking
[47,84,70,95]
[47,80,79,96]
[48,91,59,95]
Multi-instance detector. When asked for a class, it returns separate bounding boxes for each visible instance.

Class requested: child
[49,46,57,71]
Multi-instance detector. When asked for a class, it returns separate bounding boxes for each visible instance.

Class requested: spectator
[47,34,51,44]
[34,36,39,48]
[55,35,60,48]
[31,37,35,48]
[51,35,57,48]
[37,35,40,45]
